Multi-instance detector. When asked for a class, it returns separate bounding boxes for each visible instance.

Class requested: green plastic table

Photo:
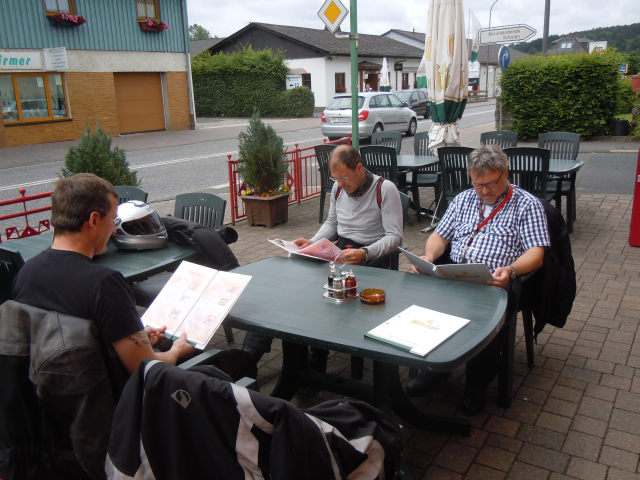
[227,257,508,436]
[0,232,197,283]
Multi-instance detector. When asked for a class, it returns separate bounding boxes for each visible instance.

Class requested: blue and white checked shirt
[435,185,550,272]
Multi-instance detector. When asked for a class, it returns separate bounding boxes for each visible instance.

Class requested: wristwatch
[508,265,517,280]
[361,247,370,261]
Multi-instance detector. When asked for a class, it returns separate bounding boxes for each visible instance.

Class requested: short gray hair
[467,144,508,175]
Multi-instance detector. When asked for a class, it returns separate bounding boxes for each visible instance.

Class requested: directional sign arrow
[479,24,536,45]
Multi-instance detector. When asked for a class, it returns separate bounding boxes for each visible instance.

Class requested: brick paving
[149,189,640,480]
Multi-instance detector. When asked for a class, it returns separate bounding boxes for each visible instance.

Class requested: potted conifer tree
[238,111,290,228]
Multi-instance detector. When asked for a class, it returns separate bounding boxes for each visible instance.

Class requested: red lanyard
[460,184,513,263]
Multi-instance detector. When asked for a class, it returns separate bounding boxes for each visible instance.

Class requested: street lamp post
[484,0,499,96]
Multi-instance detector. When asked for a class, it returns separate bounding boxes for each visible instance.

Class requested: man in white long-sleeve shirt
[294,144,403,266]
[242,145,404,373]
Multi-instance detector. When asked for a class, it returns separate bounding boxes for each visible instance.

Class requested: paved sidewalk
[151,188,640,480]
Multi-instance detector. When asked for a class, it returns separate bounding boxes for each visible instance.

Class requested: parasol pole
[350,0,359,150]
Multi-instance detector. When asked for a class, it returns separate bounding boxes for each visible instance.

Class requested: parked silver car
[321,92,418,141]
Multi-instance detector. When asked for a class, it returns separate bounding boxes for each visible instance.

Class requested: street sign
[394,62,403,72]
[318,0,348,34]
[479,24,536,45]
[620,64,628,74]
[498,46,511,69]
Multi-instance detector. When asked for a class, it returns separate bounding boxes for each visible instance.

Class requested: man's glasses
[472,171,504,189]
[103,213,122,228]
[330,168,356,183]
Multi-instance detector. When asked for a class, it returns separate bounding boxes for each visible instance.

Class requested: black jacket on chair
[524,200,577,336]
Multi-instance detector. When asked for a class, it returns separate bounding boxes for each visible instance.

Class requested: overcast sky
[186,0,640,43]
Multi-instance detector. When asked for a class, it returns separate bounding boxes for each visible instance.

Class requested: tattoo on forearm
[127,331,151,348]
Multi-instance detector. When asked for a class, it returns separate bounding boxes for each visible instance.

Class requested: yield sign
[318,0,348,34]
[479,24,536,45]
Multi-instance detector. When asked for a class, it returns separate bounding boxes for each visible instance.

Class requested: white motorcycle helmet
[111,200,168,251]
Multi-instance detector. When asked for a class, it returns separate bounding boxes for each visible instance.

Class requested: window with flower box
[402,73,410,90]
[137,0,159,20]
[335,73,346,93]
[45,0,74,15]
[0,73,69,124]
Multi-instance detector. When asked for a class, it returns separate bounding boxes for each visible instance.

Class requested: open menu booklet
[268,238,345,262]
[399,247,494,285]
[366,305,470,356]
[141,261,251,349]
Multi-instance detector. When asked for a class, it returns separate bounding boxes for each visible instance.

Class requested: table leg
[411,173,422,223]
[269,341,305,401]
[375,361,471,437]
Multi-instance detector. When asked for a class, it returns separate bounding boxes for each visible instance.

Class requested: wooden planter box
[140,23,163,32]
[241,194,289,228]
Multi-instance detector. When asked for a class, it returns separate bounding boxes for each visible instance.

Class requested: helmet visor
[119,211,165,236]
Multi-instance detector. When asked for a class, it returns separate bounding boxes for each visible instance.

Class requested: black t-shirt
[12,248,144,344]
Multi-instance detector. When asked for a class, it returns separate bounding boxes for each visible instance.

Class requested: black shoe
[241,346,264,378]
[462,384,487,416]
[405,370,451,397]
[308,350,328,373]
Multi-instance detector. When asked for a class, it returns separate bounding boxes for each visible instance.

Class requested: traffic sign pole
[350,0,359,150]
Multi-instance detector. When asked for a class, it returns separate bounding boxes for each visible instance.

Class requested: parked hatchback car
[393,89,430,119]
[321,92,418,141]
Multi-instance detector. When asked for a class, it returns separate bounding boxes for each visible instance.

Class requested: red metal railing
[0,188,53,243]
[227,136,351,225]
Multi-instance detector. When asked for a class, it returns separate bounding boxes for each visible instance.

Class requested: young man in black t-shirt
[13,173,194,374]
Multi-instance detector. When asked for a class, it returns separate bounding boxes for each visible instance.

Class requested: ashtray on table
[360,288,386,305]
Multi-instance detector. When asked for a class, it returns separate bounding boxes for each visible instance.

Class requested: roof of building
[382,29,426,43]
[190,37,225,56]
[208,23,424,59]
[548,33,589,55]
[551,35,592,44]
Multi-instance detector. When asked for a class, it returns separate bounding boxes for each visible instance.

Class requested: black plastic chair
[437,146,475,210]
[411,131,441,215]
[0,248,25,305]
[480,131,518,149]
[538,132,580,233]
[360,145,414,226]
[503,147,550,199]
[174,192,226,228]
[114,186,149,204]
[131,192,234,344]
[314,144,337,224]
[371,131,402,154]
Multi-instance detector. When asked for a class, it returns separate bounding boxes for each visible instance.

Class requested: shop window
[45,0,74,14]
[335,73,346,93]
[136,0,159,19]
[0,73,69,124]
[402,73,410,89]
[302,73,312,89]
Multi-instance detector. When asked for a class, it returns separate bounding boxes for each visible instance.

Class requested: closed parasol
[380,57,391,91]
[416,0,468,151]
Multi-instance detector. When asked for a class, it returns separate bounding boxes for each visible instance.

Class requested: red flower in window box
[48,12,86,26]
[335,86,347,93]
[140,18,170,32]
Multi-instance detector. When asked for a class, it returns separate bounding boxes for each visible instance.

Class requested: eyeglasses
[330,168,356,183]
[103,213,122,228]
[472,171,504,189]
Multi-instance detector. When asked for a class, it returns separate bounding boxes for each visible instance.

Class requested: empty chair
[314,144,337,223]
[480,131,518,149]
[503,147,550,198]
[114,185,149,204]
[371,130,402,154]
[538,132,580,233]
[174,192,226,228]
[412,131,441,215]
[437,146,475,211]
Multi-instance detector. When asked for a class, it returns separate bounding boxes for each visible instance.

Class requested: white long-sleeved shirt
[311,173,403,260]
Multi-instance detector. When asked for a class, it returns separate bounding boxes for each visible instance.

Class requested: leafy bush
[192,46,314,118]
[616,78,637,115]
[237,111,288,196]
[60,123,140,186]
[500,50,624,138]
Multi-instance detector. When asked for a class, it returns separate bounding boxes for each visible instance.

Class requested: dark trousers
[243,236,391,357]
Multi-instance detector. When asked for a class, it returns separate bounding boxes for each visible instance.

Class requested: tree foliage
[237,111,288,195]
[500,50,623,138]
[60,123,140,187]
[189,23,211,40]
[191,46,314,117]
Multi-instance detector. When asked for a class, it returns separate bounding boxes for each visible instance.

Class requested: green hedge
[191,46,314,118]
[500,50,624,138]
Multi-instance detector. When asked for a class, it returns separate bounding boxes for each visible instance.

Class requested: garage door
[114,73,165,134]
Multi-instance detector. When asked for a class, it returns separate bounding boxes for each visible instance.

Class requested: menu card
[141,261,251,349]
[268,238,345,262]
[399,247,494,285]
[365,305,470,356]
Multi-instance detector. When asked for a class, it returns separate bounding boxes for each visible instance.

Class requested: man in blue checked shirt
[405,144,550,415]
